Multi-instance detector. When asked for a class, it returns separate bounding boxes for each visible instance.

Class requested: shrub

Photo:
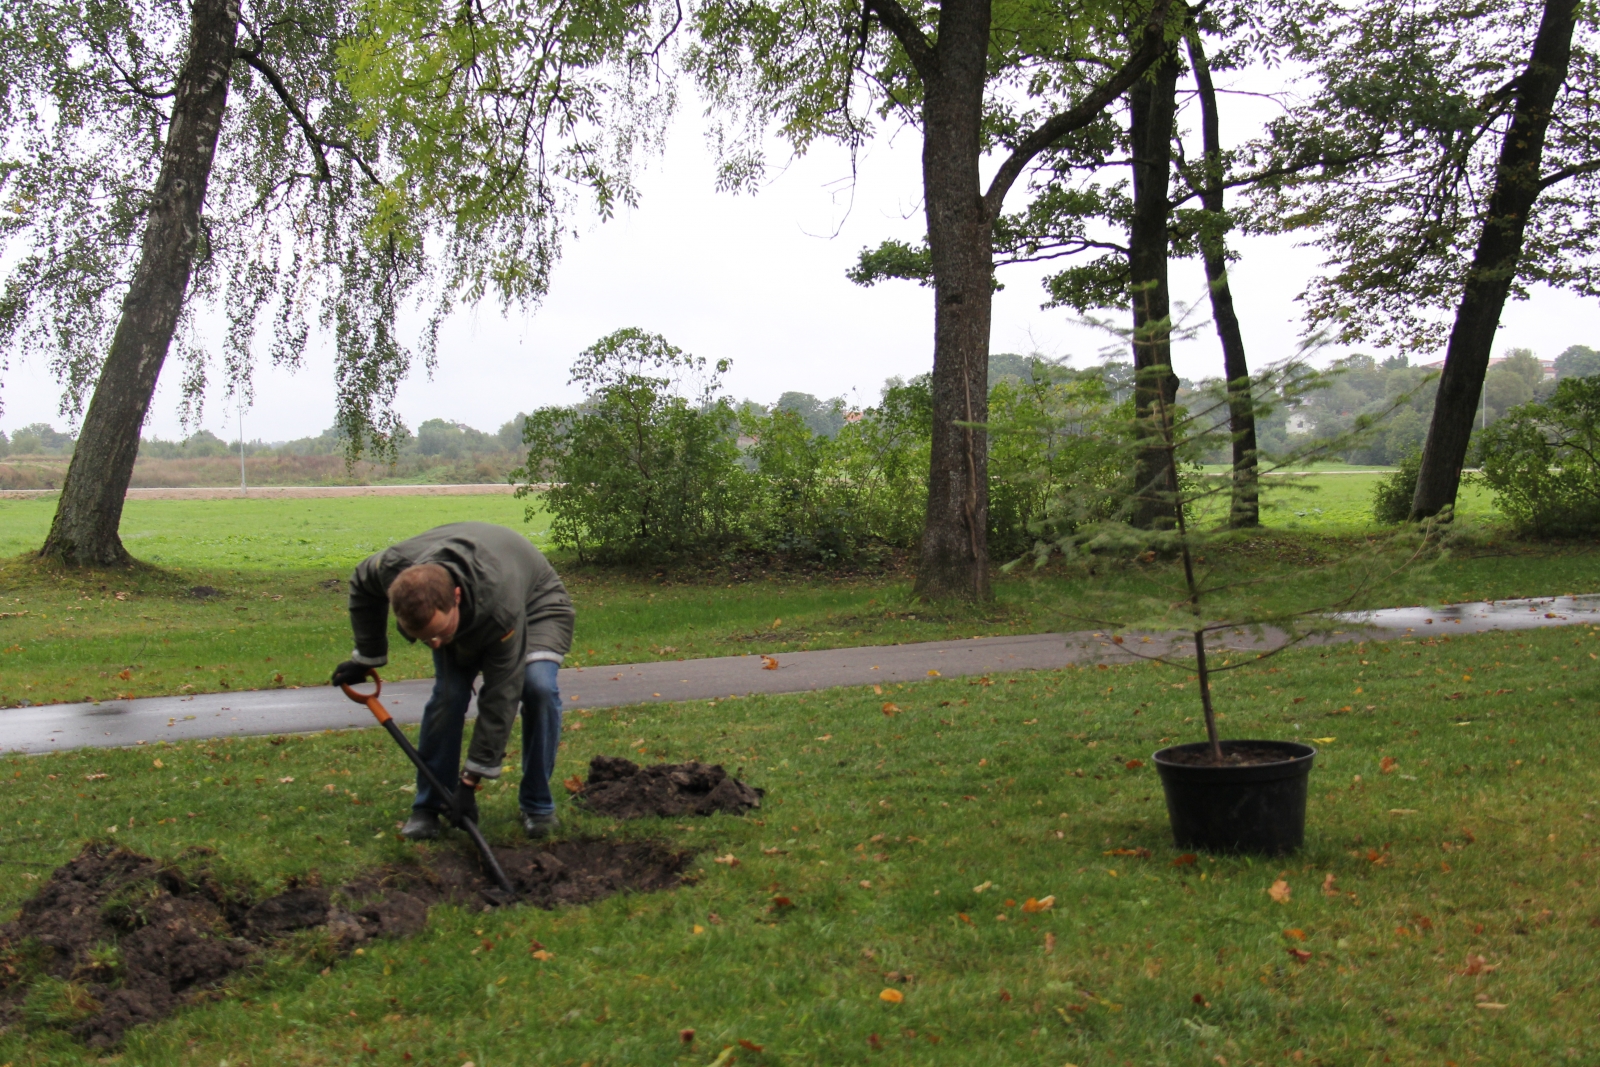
[516,330,752,562]
[1477,376,1600,536]
[1370,450,1422,524]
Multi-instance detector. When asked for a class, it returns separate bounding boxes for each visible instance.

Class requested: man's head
[389,564,462,649]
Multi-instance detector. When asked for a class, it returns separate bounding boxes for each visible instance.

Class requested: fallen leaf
[867,1034,883,1050]
[562,775,584,794]
[957,912,972,924]
[738,1039,764,1052]
[1192,993,1210,1007]
[814,734,832,741]
[1388,808,1419,816]
[530,949,554,961]
[680,1028,695,1044]
[1380,756,1399,774]
[1321,873,1338,897]
[1311,736,1336,744]
[1044,932,1056,954]
[151,758,163,769]
[714,853,740,867]
[972,880,993,893]
[770,896,794,909]
[927,669,941,677]
[277,776,295,784]
[1268,879,1292,904]
[761,655,779,670]
[84,773,109,781]
[879,988,904,1004]
[881,702,901,716]
[1461,954,1498,976]
[772,618,782,628]
[873,684,883,695]
[1172,853,1198,867]
[693,925,705,934]
[1287,947,1311,963]
[1124,759,1145,769]
[117,669,131,681]
[1104,847,1152,858]
[1021,895,1056,913]
[1475,1002,1507,1011]
[1284,928,1306,941]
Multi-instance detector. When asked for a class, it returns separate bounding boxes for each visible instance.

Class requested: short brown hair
[389,564,456,632]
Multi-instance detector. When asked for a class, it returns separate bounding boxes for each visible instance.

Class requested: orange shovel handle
[340,671,392,724]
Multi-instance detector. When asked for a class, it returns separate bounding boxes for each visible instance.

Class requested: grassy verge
[0,489,1592,710]
[2,623,1597,1064]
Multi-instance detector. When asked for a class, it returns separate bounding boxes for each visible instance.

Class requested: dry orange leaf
[957,912,972,924]
[1461,954,1498,976]
[881,702,901,716]
[561,775,584,794]
[761,655,779,670]
[530,949,554,961]
[1044,932,1057,954]
[1380,756,1399,774]
[1321,873,1339,897]
[1124,759,1145,769]
[1286,947,1311,963]
[879,988,904,1004]
[1283,928,1306,941]
[1172,853,1198,867]
[1268,879,1292,904]
[714,853,740,867]
[1021,895,1056,913]
[739,1039,765,1052]
[927,669,941,677]
[1104,847,1152,858]
[770,896,794,909]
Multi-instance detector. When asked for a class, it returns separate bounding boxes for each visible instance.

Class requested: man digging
[331,522,575,840]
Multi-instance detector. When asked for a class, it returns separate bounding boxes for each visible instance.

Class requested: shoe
[400,809,441,840]
[521,811,559,838]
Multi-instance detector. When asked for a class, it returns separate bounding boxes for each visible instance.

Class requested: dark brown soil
[0,837,689,1048]
[1160,743,1308,767]
[576,756,764,819]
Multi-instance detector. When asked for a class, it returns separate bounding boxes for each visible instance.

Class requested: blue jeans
[413,652,564,817]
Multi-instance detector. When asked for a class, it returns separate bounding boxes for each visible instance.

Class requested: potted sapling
[1012,353,1438,854]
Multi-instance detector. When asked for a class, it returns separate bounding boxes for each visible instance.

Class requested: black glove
[331,660,371,687]
[448,776,481,828]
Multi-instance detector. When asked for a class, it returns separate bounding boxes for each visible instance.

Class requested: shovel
[340,670,516,898]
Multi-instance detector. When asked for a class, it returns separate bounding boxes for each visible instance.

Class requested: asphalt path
[3,594,1596,755]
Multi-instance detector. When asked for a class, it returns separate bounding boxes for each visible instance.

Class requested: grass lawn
[2,623,1597,1064]
[0,485,1594,708]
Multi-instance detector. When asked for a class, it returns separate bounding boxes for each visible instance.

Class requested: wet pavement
[3,594,1593,754]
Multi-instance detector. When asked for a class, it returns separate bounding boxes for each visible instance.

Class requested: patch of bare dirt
[575,755,764,819]
[0,837,689,1047]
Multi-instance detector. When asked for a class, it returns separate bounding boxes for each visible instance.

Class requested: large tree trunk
[39,0,240,566]
[1185,30,1258,528]
[1127,52,1181,531]
[1411,0,1577,520]
[914,0,993,601]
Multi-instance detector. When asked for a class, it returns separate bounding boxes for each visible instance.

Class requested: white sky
[4,83,1600,444]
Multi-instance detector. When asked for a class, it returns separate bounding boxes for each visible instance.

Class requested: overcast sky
[4,82,1599,445]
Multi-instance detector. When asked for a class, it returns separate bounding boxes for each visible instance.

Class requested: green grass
[0,491,1597,707]
[2,624,1597,1064]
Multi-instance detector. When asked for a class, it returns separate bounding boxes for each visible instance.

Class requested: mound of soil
[577,755,764,819]
[0,836,689,1048]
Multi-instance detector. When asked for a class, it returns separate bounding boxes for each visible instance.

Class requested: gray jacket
[347,522,574,777]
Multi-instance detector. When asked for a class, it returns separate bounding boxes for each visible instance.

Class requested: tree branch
[982,0,1177,220]
[1539,157,1600,190]
[236,48,384,188]
[861,0,936,81]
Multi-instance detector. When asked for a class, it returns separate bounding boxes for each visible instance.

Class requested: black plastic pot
[1151,740,1316,855]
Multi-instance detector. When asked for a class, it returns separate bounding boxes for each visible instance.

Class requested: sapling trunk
[1154,377,1224,761]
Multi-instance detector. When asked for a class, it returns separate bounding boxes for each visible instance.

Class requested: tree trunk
[1185,30,1259,528]
[1411,0,1577,520]
[39,0,240,566]
[914,0,993,601]
[1127,52,1181,530]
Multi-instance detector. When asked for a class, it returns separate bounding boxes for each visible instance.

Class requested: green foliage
[1370,450,1423,524]
[1477,376,1600,536]
[516,330,751,562]
[985,369,1124,560]
[1555,344,1600,379]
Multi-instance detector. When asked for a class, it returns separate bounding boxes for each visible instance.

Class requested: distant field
[0,450,522,491]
